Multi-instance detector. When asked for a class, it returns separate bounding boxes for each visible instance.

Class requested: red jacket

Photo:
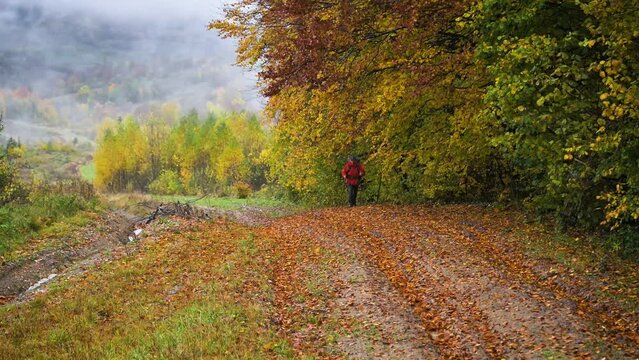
[342,160,365,186]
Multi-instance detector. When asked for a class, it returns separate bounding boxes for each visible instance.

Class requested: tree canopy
[212,0,639,250]
[94,111,268,196]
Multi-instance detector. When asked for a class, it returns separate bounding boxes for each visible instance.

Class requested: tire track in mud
[360,213,592,358]
[262,213,438,359]
[265,205,638,359]
[343,219,505,358]
[408,206,639,357]
[0,210,136,304]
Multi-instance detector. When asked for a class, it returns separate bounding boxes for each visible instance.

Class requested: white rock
[26,273,58,293]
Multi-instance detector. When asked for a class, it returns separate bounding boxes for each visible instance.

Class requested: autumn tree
[213,0,639,252]
[473,0,639,240]
[95,116,149,192]
[211,0,500,203]
[94,110,269,196]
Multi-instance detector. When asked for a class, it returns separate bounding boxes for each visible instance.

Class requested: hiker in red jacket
[341,155,365,207]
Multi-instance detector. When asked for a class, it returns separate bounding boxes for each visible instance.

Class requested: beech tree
[213,0,639,251]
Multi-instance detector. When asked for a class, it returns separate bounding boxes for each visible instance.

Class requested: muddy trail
[261,205,639,359]
[0,210,136,303]
[0,201,277,305]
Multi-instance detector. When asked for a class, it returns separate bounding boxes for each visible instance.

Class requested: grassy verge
[0,194,101,263]
[467,205,639,314]
[0,218,293,359]
[515,225,639,312]
[151,194,295,210]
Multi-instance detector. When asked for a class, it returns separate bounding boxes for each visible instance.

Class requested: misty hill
[0,0,259,144]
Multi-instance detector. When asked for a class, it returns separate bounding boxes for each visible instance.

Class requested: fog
[33,0,223,21]
[0,0,260,144]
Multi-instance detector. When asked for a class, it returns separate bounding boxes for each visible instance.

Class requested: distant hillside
[0,0,260,143]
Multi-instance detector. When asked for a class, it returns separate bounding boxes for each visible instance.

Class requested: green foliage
[233,181,252,199]
[0,156,24,205]
[474,0,639,238]
[0,115,25,205]
[149,170,183,195]
[94,116,149,192]
[215,0,500,205]
[95,111,269,195]
[475,0,602,227]
[0,110,98,258]
[0,180,98,257]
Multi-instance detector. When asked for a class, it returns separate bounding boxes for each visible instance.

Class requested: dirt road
[262,205,639,359]
[2,204,637,358]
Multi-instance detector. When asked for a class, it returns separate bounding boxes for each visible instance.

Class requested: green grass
[0,220,294,359]
[0,194,100,262]
[79,162,96,183]
[509,214,639,315]
[20,143,92,182]
[152,194,295,210]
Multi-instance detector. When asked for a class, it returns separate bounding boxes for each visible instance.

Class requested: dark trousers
[347,184,359,207]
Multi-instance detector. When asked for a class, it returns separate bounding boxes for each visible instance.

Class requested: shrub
[0,179,98,257]
[149,170,183,195]
[29,178,96,201]
[0,157,24,205]
[234,181,252,199]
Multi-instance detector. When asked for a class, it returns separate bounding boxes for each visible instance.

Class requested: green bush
[0,157,24,205]
[608,227,639,260]
[149,170,183,195]
[474,0,639,235]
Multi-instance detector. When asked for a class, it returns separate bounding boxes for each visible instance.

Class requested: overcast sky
[7,0,227,22]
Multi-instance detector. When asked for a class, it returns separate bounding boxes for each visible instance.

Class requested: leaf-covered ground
[1,204,638,359]
[263,205,639,358]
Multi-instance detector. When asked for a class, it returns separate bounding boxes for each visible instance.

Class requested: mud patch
[229,206,280,227]
[0,210,135,303]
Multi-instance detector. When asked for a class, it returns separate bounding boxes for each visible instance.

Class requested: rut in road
[262,205,639,359]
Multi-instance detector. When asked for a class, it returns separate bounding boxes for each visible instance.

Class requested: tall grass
[0,179,99,258]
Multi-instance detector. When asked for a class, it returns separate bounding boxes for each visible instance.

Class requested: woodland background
[1,0,638,255]
[210,0,639,254]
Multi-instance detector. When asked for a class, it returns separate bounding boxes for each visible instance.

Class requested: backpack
[346,160,360,178]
